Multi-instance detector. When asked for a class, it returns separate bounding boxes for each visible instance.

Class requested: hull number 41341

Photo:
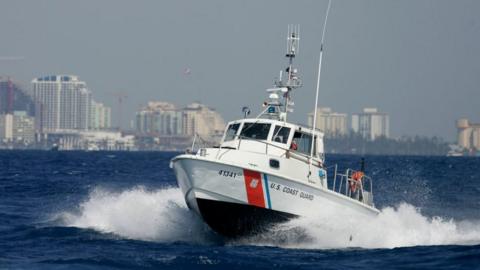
[218,170,239,178]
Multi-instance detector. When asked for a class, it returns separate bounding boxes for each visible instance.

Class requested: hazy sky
[1,0,479,140]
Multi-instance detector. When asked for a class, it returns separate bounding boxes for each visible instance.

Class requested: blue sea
[1,151,479,269]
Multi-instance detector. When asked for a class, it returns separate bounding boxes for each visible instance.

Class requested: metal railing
[210,135,292,160]
[189,133,217,154]
[330,166,375,207]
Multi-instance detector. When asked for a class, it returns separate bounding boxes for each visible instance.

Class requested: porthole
[269,159,280,169]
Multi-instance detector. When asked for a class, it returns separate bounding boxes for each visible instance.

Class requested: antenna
[242,106,251,118]
[286,24,300,57]
[260,25,302,121]
[310,0,332,162]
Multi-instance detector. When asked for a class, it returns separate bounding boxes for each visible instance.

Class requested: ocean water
[1,150,479,269]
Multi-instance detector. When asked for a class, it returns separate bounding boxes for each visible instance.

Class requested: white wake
[60,186,217,243]
[60,186,480,249]
[242,203,480,249]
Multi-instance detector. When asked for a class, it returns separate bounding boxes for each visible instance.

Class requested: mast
[262,25,302,121]
[283,25,301,121]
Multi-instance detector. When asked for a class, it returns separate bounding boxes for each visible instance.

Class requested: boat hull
[172,155,378,237]
[196,198,295,237]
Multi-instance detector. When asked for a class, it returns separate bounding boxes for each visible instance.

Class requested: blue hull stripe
[263,174,272,209]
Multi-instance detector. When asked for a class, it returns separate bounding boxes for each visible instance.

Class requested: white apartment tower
[90,100,112,130]
[352,108,390,140]
[32,75,91,132]
[308,107,348,138]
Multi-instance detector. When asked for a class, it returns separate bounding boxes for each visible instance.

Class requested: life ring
[350,171,364,193]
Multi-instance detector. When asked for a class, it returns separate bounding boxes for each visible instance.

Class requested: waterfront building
[307,107,348,138]
[182,102,225,139]
[135,102,183,135]
[46,130,135,151]
[12,111,35,143]
[135,101,225,143]
[351,108,389,140]
[90,100,111,130]
[0,114,13,141]
[0,111,35,143]
[457,118,480,151]
[473,129,480,151]
[32,75,91,133]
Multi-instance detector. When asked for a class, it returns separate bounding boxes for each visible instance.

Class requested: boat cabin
[219,118,325,165]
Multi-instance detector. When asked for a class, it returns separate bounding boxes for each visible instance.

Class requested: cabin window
[240,123,271,140]
[272,126,291,144]
[291,131,316,155]
[224,123,240,141]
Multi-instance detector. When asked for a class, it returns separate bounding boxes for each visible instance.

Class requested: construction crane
[107,90,128,130]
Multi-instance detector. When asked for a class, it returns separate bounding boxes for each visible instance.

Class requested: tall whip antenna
[310,0,332,161]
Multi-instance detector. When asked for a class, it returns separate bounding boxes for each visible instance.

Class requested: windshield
[224,123,240,141]
[239,123,271,140]
[272,125,291,144]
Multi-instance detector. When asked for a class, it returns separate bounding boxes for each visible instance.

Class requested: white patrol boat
[171,22,380,237]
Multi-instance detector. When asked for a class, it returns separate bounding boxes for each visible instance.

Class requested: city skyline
[1,73,476,144]
[0,76,472,154]
[1,1,479,140]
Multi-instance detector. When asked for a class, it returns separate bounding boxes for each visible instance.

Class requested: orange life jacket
[350,171,364,192]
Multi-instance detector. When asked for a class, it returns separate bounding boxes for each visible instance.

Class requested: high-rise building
[0,114,13,141]
[135,102,183,135]
[351,108,389,140]
[457,119,471,149]
[456,118,480,151]
[307,107,348,138]
[182,102,225,138]
[473,128,480,151]
[0,77,35,116]
[90,100,111,130]
[32,75,91,132]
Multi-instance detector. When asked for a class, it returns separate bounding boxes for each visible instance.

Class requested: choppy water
[1,151,479,269]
